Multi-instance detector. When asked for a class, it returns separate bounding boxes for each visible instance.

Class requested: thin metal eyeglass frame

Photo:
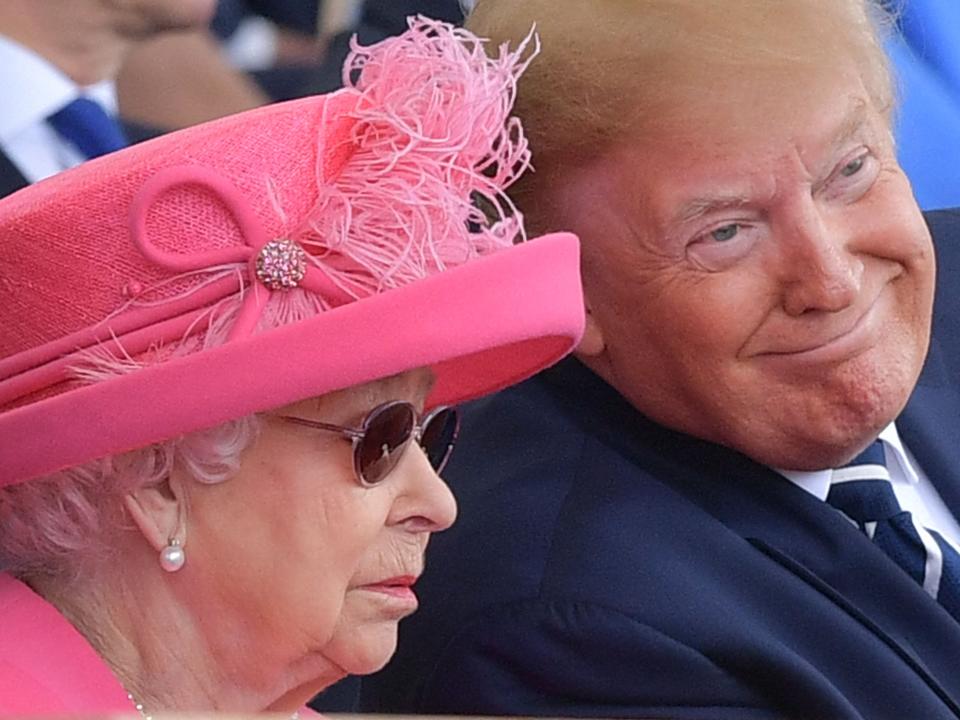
[278,400,459,487]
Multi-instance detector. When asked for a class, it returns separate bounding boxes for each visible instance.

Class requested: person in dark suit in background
[0,0,216,198]
[293,0,468,98]
[361,1,960,718]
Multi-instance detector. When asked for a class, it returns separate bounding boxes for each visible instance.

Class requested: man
[361,1,960,718]
[0,0,216,197]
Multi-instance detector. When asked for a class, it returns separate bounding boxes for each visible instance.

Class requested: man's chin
[736,410,900,471]
[766,361,919,468]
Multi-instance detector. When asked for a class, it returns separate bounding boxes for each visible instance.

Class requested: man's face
[565,62,935,470]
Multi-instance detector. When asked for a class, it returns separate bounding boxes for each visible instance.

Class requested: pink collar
[0,574,327,716]
[0,573,133,715]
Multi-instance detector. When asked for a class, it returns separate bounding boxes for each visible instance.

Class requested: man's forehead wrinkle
[666,96,873,228]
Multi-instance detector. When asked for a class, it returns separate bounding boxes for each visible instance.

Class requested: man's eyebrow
[674,194,751,225]
[828,98,871,154]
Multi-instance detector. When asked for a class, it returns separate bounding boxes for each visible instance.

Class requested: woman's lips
[360,575,419,603]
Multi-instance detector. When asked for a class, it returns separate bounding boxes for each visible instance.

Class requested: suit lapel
[670,441,960,707]
[548,360,960,705]
[747,535,960,715]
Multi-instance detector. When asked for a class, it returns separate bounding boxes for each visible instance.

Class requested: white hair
[0,415,261,580]
[0,294,273,579]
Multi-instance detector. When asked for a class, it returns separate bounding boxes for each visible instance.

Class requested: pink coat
[0,573,134,715]
[0,573,322,716]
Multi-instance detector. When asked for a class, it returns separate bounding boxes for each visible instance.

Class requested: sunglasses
[279,401,460,487]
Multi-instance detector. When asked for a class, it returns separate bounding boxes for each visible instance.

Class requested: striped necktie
[47,97,127,160]
[827,440,960,622]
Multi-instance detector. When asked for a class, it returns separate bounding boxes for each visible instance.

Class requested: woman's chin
[332,628,400,676]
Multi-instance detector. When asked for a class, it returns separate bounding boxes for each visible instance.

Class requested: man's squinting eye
[839,154,865,177]
[821,148,878,203]
[685,219,757,271]
[711,224,739,242]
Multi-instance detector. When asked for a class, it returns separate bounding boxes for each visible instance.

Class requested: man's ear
[575,296,606,359]
[123,469,187,553]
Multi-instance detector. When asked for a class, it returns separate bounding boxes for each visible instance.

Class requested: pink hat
[0,18,584,487]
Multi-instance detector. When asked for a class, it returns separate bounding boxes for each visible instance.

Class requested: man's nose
[779,202,863,317]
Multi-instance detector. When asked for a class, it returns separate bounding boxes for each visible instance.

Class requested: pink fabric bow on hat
[129,164,358,342]
[0,17,584,487]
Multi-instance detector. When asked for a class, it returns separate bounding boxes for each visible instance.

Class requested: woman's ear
[123,468,188,553]
[575,296,606,359]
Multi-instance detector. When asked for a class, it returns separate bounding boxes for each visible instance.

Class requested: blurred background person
[115,28,268,133]
[0,0,219,197]
[209,0,329,100]
[209,0,470,99]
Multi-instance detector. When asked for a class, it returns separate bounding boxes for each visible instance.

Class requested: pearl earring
[159,538,185,573]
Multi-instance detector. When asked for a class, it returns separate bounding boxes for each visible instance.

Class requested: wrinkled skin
[568,62,935,470]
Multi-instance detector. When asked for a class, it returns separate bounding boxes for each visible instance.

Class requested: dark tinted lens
[356,403,415,485]
[419,406,459,473]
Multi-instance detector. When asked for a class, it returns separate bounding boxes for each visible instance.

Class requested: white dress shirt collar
[777,423,915,501]
[0,33,117,144]
[776,423,960,551]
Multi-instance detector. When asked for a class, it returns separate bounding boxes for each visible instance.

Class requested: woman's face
[182,369,457,692]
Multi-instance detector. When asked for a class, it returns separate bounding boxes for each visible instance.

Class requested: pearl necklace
[127,693,153,720]
[127,692,300,719]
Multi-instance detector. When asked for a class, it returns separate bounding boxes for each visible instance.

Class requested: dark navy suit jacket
[361,209,960,719]
[0,149,29,199]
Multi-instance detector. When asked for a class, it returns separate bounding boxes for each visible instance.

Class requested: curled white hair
[0,300,263,579]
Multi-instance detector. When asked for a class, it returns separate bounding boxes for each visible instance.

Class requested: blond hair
[467,0,894,232]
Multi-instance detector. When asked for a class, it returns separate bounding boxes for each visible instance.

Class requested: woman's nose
[391,445,458,532]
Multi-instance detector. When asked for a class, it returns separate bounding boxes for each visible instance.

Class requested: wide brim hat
[0,19,584,486]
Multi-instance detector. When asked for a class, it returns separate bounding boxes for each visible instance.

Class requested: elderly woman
[0,19,582,716]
